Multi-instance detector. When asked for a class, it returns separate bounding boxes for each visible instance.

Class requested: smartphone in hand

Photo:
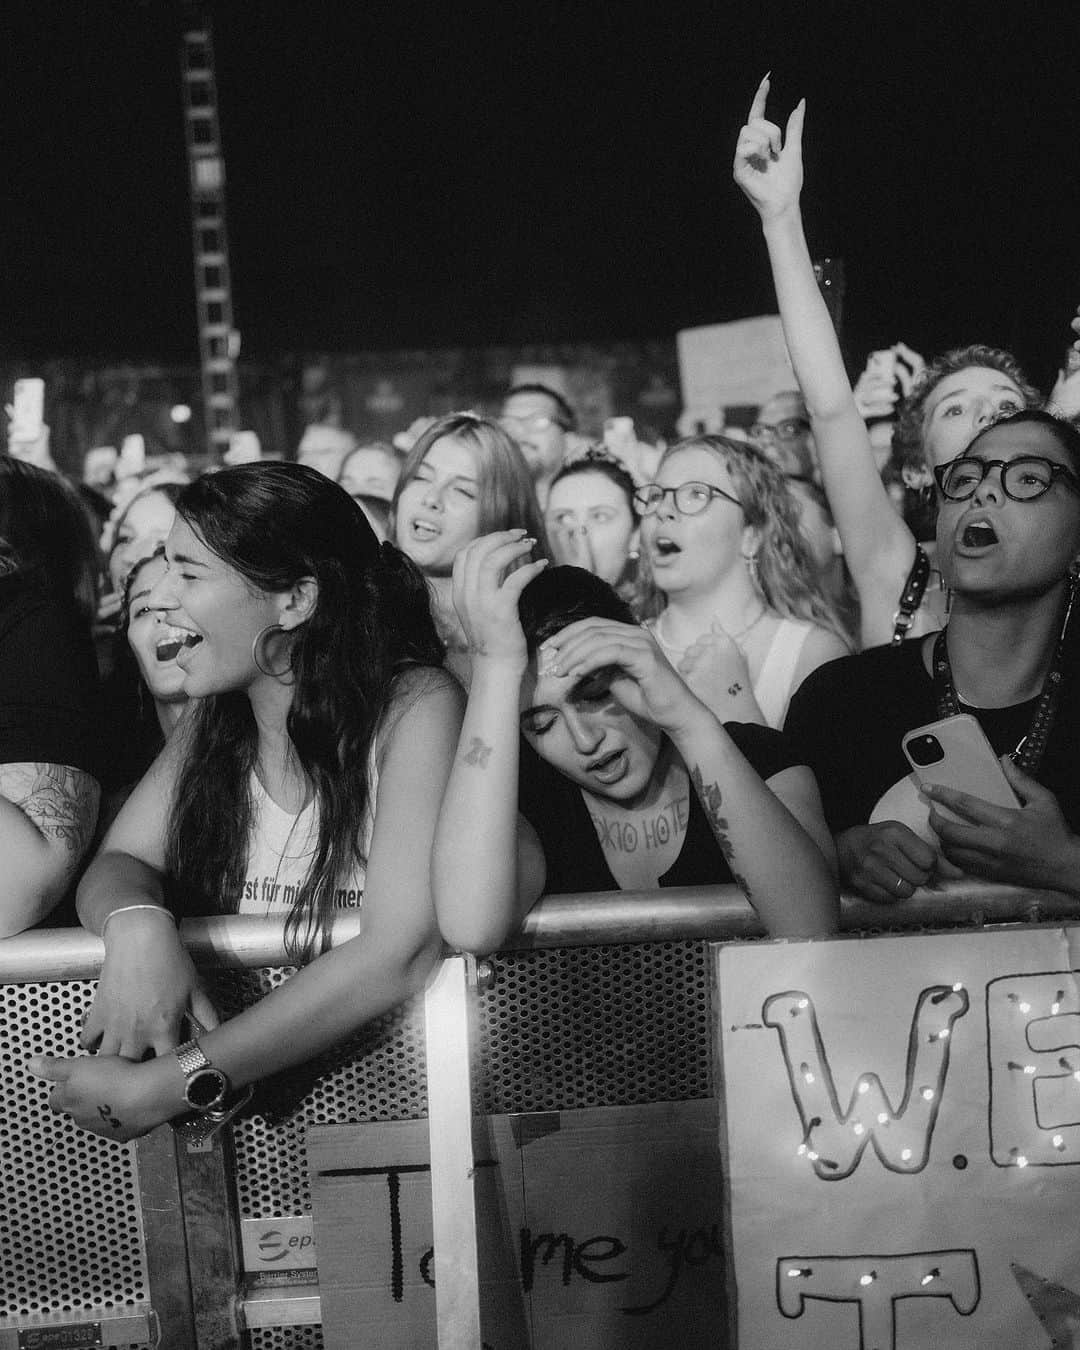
[902,714,1019,823]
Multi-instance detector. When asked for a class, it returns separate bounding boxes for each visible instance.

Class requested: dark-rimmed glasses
[933,455,1080,502]
[633,481,742,516]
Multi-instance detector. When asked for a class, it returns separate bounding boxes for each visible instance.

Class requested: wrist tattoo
[97,1102,122,1131]
[462,737,493,769]
[690,766,754,900]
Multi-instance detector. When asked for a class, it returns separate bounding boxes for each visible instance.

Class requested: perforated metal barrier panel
[2,942,711,1346]
[0,979,151,1348]
[227,942,711,1221]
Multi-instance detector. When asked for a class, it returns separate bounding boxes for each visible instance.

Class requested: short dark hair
[503,383,576,432]
[518,565,634,654]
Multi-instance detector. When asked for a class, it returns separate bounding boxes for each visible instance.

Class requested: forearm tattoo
[462,737,493,769]
[690,766,753,900]
[0,762,100,863]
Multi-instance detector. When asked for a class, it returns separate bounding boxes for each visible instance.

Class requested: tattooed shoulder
[0,762,101,861]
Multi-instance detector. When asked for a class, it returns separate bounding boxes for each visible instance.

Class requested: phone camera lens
[907,734,944,767]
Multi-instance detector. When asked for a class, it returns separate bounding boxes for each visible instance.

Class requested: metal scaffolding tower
[180,20,238,461]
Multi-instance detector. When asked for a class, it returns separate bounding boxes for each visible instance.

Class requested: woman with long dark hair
[0,457,102,935]
[30,462,463,1141]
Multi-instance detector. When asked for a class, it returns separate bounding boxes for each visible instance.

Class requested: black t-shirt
[518,722,801,894]
[0,571,103,779]
[784,636,1080,836]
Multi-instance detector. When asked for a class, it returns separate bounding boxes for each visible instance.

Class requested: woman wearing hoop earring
[640,435,851,728]
[29,463,464,1142]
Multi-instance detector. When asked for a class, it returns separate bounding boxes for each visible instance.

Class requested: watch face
[185,1066,228,1112]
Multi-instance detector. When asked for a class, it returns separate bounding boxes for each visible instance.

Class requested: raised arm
[431,530,548,954]
[33,670,464,1141]
[733,76,918,633]
[543,618,838,938]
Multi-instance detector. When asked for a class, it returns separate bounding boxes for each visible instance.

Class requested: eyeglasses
[749,417,811,443]
[633,481,742,516]
[933,455,1080,502]
[499,413,568,437]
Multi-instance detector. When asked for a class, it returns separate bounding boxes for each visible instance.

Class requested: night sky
[3,1,1079,391]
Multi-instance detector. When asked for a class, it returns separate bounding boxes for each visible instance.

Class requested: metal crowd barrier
[1,882,1076,1349]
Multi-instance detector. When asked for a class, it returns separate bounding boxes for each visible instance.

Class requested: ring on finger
[895,875,906,894]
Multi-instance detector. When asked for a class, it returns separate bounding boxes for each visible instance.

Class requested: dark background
[2,0,1078,390]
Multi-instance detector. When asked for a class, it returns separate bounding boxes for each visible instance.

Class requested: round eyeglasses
[933,455,1080,503]
[633,481,742,516]
[749,417,811,443]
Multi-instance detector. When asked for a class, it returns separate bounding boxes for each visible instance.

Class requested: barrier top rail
[0,881,1077,983]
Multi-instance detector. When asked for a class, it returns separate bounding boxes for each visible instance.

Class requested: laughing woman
[29,463,463,1141]
[431,534,838,956]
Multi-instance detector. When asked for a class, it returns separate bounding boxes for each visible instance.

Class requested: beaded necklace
[932,580,1076,775]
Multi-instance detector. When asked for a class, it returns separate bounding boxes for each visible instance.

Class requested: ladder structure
[180,20,238,461]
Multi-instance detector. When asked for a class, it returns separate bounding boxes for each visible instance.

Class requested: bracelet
[99,904,178,943]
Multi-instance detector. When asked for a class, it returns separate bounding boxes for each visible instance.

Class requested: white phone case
[901,714,1019,821]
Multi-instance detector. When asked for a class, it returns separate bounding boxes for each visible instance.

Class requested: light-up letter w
[763,986,970,1180]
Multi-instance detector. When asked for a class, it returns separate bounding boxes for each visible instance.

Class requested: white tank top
[238,756,377,914]
[648,615,813,730]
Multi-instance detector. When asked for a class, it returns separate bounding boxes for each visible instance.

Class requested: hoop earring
[252,624,292,679]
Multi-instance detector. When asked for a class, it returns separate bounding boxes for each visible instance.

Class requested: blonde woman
[640,435,851,728]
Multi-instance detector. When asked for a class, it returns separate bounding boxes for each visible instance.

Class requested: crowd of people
[4,81,1080,1143]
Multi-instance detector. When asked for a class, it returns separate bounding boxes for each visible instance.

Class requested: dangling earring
[743,551,761,592]
[252,623,293,678]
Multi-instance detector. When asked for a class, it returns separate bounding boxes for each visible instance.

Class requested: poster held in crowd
[716,925,1080,1349]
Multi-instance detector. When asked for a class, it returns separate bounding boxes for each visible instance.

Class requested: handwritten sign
[308,1100,725,1349]
[716,925,1080,1349]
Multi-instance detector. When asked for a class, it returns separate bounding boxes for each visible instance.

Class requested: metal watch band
[175,1037,211,1077]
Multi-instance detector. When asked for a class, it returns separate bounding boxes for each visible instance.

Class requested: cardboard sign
[676,316,795,425]
[716,925,1080,1349]
[309,1100,725,1349]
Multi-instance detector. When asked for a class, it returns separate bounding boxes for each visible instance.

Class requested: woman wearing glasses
[784,409,1080,902]
[639,435,851,728]
[734,78,1040,649]
[431,538,838,954]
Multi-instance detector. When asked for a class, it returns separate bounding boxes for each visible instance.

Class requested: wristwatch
[175,1037,230,1113]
